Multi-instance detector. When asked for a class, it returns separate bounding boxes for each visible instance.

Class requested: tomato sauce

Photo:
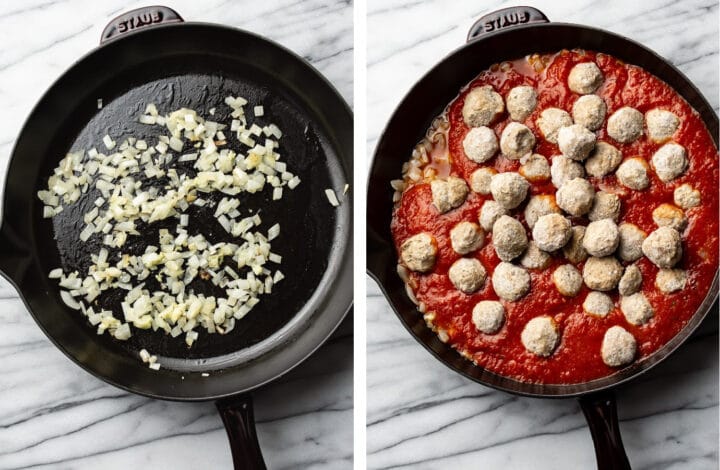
[390,50,719,384]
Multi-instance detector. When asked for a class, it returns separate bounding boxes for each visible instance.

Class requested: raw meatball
[617,223,646,262]
[616,158,649,190]
[652,204,687,231]
[607,107,643,143]
[558,124,596,161]
[572,94,606,130]
[584,291,613,317]
[563,225,588,264]
[450,221,484,255]
[652,143,688,183]
[521,316,559,357]
[537,108,572,144]
[646,109,679,143]
[585,142,622,177]
[524,194,561,229]
[401,233,437,272]
[506,86,537,121]
[500,122,536,159]
[532,213,572,251]
[431,176,469,213]
[492,262,531,301]
[673,184,700,209]
[493,215,528,261]
[462,85,504,127]
[601,326,637,367]
[551,155,585,188]
[588,191,621,222]
[620,292,654,325]
[568,62,604,94]
[553,264,583,296]
[469,167,497,194]
[490,172,530,209]
[583,256,623,291]
[449,258,487,294]
[618,264,642,296]
[463,126,498,163]
[583,219,620,257]
[642,226,682,268]
[556,177,595,216]
[472,300,505,334]
[479,200,508,232]
[519,153,550,182]
[520,241,551,270]
[655,269,687,293]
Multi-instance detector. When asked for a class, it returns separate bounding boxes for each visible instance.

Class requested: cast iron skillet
[3,6,352,469]
[367,6,718,469]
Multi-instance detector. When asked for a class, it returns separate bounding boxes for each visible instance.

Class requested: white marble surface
[367,0,718,469]
[0,1,352,469]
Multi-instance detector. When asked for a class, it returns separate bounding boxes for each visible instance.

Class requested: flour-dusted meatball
[537,108,573,144]
[607,107,643,144]
[583,256,623,291]
[572,94,607,130]
[584,291,613,317]
[472,300,505,334]
[651,143,688,183]
[563,225,589,264]
[618,264,642,296]
[463,126,498,163]
[524,194,561,229]
[558,124,597,161]
[620,292,654,325]
[617,223,647,262]
[462,85,504,127]
[500,122,536,159]
[479,200,508,231]
[493,215,528,261]
[583,219,620,257]
[492,262,531,301]
[616,157,649,190]
[585,142,622,177]
[533,213,572,251]
[568,62,604,94]
[401,233,437,273]
[673,184,701,209]
[520,241,552,270]
[652,204,687,231]
[448,258,487,294]
[642,226,682,268]
[469,167,497,194]
[551,155,586,188]
[556,177,595,216]
[506,86,537,121]
[553,264,583,297]
[450,221,485,255]
[588,191,621,222]
[490,172,530,209]
[519,153,550,182]
[521,316,560,357]
[431,176,469,213]
[601,326,637,367]
[656,268,687,293]
[646,109,680,143]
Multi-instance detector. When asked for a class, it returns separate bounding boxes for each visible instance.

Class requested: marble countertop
[366,0,718,469]
[0,1,352,469]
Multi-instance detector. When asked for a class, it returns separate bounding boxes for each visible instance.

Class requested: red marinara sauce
[390,50,719,384]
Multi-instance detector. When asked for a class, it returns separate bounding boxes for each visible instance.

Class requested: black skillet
[367,6,718,469]
[3,6,353,469]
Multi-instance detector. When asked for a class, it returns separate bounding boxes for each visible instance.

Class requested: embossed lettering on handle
[101,5,183,44]
[467,6,549,43]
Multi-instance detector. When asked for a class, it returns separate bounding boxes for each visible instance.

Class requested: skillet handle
[467,6,549,43]
[578,391,632,470]
[216,394,268,470]
[101,5,184,44]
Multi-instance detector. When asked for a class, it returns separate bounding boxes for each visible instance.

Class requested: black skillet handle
[467,6,549,43]
[216,394,268,470]
[578,391,633,470]
[100,5,184,44]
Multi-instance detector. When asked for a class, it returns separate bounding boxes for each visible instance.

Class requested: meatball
[585,142,622,177]
[521,316,559,357]
[463,126,498,163]
[506,86,537,121]
[469,167,497,194]
[490,172,530,209]
[620,292,654,325]
[520,241,551,270]
[616,157,649,190]
[450,221,484,255]
[607,107,643,143]
[401,233,437,272]
[584,291,613,317]
[492,262,531,301]
[673,184,700,209]
[532,213,572,251]
[472,300,505,334]
[583,219,620,257]
[642,226,682,268]
[583,256,623,291]
[500,122,536,159]
[448,258,487,294]
[563,225,589,264]
[651,143,688,183]
[537,108,572,144]
[617,223,647,262]
[524,194,561,229]
[551,155,585,188]
[655,268,687,293]
[479,200,508,232]
[558,124,597,161]
[553,264,583,297]
[492,215,528,261]
[568,62,604,94]
[618,263,642,296]
[601,326,637,367]
[646,109,679,143]
[462,85,504,127]
[556,177,595,216]
[652,203,687,231]
[431,176,469,213]
[519,153,550,182]
[588,191,621,222]
[572,94,606,130]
